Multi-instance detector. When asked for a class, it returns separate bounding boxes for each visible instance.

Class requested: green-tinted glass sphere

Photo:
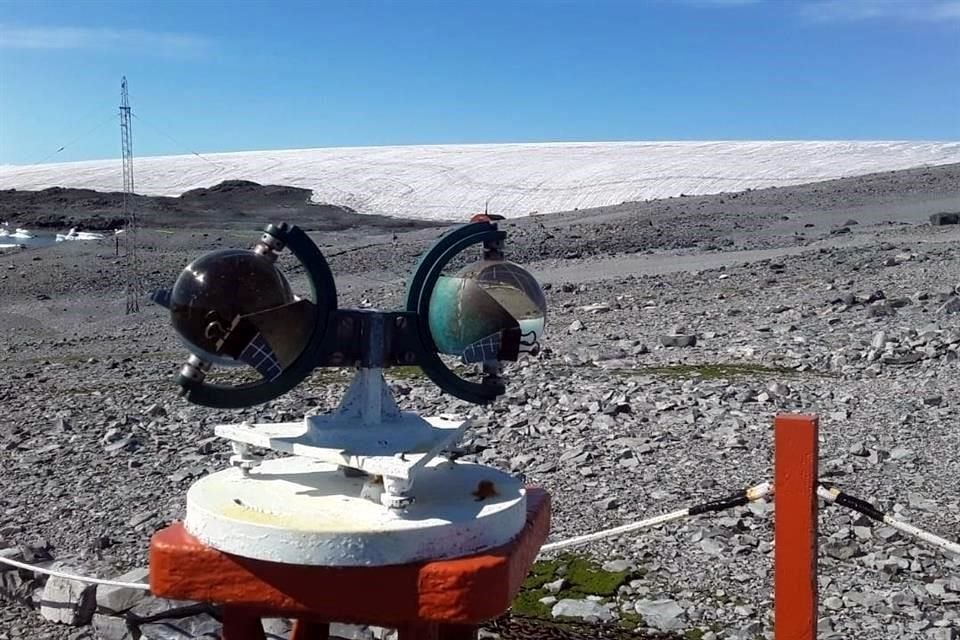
[428,259,546,359]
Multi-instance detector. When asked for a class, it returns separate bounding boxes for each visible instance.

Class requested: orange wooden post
[149,489,550,638]
[438,624,478,640]
[290,621,329,640]
[774,414,819,640]
[396,624,439,639]
[222,607,266,640]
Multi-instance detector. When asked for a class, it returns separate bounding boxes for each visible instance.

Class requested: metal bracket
[318,310,423,369]
[214,368,468,510]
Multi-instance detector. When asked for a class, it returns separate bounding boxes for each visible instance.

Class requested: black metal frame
[175,220,511,408]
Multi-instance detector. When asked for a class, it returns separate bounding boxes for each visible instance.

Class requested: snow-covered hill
[2,141,958,221]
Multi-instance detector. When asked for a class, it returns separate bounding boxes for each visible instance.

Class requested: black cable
[819,482,887,522]
[131,112,226,168]
[688,487,753,516]
[33,113,117,165]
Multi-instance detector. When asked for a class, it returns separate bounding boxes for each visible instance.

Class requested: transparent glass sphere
[428,259,547,360]
[170,249,295,366]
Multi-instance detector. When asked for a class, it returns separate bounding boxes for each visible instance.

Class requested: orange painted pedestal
[149,488,551,640]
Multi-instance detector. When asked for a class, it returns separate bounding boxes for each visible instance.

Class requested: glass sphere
[170,249,295,366]
[428,259,547,360]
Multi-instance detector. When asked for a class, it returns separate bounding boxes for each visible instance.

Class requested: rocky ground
[1,163,960,639]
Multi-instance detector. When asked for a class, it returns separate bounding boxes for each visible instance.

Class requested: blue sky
[1,0,958,165]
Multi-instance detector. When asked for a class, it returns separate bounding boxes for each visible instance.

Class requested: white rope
[0,553,151,591]
[880,515,960,557]
[817,485,960,557]
[540,508,690,553]
[539,482,773,554]
[1,481,952,588]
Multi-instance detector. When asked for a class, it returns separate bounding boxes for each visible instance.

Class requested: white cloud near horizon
[799,0,960,22]
[0,24,212,55]
[673,0,763,6]
[678,0,960,22]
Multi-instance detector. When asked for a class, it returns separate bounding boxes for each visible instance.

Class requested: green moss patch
[512,554,637,626]
[511,588,553,618]
[612,362,827,380]
[619,611,645,631]
[565,555,632,596]
[522,557,565,590]
[508,555,725,637]
[386,365,424,380]
[298,365,425,389]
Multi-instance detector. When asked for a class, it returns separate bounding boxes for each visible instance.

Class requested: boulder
[634,598,685,631]
[551,598,614,622]
[39,568,96,625]
[930,212,960,226]
[96,567,149,614]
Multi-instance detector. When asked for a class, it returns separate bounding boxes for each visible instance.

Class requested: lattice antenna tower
[120,76,141,314]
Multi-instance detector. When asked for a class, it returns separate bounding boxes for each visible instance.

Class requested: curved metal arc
[178,224,338,409]
[406,221,507,404]
[404,221,499,324]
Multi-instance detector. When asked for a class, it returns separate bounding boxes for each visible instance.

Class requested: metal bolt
[387,496,414,511]
[179,354,211,383]
[261,232,285,251]
[229,442,256,476]
[253,233,284,261]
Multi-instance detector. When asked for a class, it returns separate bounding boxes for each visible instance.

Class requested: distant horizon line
[4,137,960,169]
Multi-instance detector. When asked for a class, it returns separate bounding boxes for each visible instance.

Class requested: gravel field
[1,163,959,639]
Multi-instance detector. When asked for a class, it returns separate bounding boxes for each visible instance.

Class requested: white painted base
[184,457,527,566]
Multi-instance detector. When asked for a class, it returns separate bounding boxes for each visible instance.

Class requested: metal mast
[120,76,140,314]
